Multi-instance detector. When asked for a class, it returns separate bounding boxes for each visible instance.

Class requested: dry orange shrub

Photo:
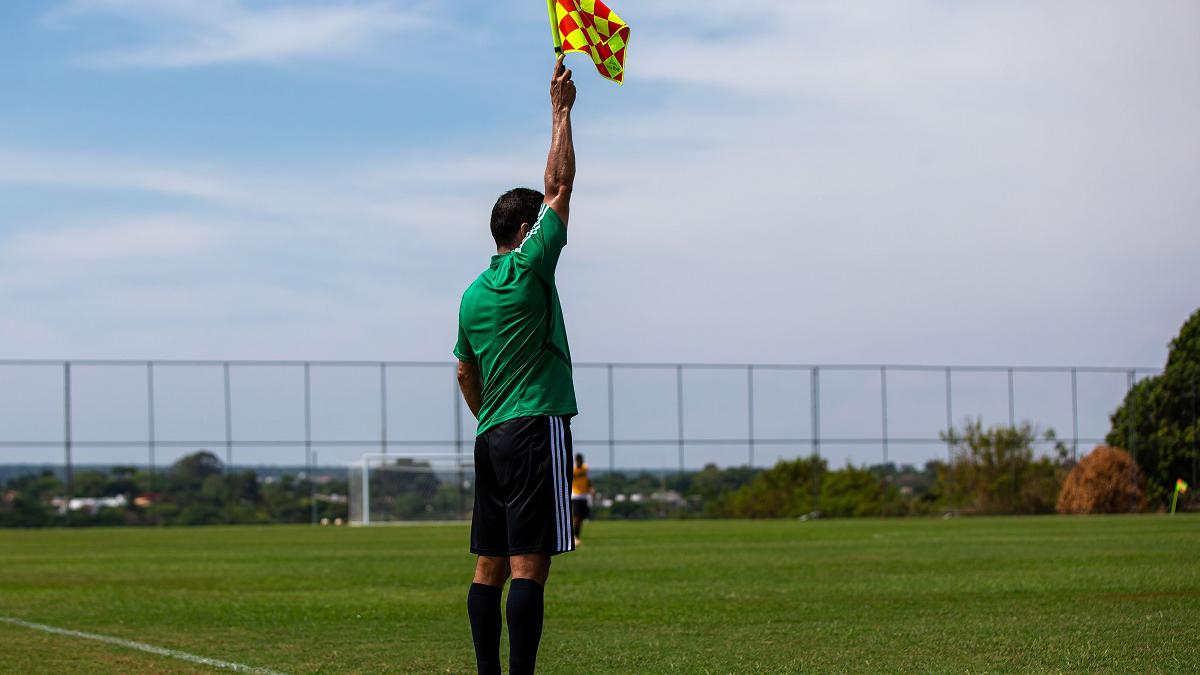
[1056,446,1145,514]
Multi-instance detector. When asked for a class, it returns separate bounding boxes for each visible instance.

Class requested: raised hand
[550,54,576,114]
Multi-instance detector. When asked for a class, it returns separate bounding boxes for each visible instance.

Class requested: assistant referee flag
[547,0,630,84]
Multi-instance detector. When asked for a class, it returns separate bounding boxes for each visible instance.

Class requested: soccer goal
[348,453,474,525]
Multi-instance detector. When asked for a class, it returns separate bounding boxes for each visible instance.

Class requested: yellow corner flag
[1171,478,1188,514]
[547,0,630,84]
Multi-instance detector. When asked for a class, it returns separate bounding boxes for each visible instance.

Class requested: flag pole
[547,0,563,53]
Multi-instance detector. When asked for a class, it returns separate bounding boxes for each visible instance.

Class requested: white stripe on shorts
[556,418,572,551]
[550,417,564,551]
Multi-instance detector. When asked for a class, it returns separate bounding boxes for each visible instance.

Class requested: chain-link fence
[0,360,1167,497]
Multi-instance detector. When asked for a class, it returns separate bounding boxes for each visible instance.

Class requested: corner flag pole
[546,0,563,53]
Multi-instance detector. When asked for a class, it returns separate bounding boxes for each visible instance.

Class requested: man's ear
[518,222,532,242]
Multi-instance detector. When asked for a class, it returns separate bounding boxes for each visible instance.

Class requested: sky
[0,1,1197,468]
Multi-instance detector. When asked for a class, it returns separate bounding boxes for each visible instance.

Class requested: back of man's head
[491,188,544,249]
[575,453,584,467]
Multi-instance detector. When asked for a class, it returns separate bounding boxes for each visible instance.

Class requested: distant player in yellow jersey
[570,453,594,546]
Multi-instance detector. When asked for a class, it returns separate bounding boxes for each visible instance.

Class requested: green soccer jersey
[454,204,577,435]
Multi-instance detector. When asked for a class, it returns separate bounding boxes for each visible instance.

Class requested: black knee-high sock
[467,583,503,675]
[506,578,545,675]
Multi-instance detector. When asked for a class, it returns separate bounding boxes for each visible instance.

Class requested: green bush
[719,457,823,518]
[819,465,907,517]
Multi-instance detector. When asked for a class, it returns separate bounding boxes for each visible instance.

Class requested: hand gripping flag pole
[547,0,631,84]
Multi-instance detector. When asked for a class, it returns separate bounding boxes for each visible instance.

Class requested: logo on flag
[549,0,630,84]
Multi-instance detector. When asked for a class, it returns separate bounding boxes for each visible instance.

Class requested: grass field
[1,516,1197,673]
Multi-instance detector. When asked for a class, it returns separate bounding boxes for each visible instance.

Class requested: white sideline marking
[0,617,288,674]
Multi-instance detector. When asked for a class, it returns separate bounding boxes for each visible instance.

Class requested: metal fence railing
[0,359,1170,499]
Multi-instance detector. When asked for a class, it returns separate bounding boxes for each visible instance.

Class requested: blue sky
[1,0,1197,368]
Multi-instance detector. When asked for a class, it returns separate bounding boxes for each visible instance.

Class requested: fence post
[811,367,820,515]
[1007,367,1016,427]
[63,361,73,501]
[676,365,685,475]
[1008,367,1017,506]
[379,364,388,459]
[880,366,889,466]
[944,367,954,451]
[223,363,233,471]
[305,363,315,525]
[944,367,954,505]
[146,362,156,487]
[1071,367,1079,462]
[747,365,755,468]
[607,364,615,476]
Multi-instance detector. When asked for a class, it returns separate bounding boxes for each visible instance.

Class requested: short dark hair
[491,188,544,248]
[575,453,584,466]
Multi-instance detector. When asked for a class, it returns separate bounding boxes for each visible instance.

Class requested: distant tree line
[1,451,348,528]
[587,419,1069,519]
[363,458,468,521]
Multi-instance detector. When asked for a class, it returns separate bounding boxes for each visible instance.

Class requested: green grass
[1,516,1197,673]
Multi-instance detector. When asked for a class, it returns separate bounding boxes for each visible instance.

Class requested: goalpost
[348,453,474,525]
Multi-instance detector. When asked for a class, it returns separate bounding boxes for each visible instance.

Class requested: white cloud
[4,0,1198,369]
[45,0,427,67]
[635,0,1198,116]
[0,146,531,252]
[8,216,229,264]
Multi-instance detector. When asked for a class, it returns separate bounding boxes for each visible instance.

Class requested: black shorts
[571,497,590,520]
[471,415,575,557]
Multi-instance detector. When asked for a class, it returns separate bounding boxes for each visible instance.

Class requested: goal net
[348,453,473,525]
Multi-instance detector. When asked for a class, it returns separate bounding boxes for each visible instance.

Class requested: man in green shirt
[455,55,578,675]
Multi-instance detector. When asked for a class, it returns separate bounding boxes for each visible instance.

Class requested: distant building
[52,494,129,514]
[133,493,162,508]
[650,490,686,507]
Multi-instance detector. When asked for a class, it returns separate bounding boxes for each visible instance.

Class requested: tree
[72,470,110,498]
[1107,308,1200,506]
[665,463,760,515]
[720,456,824,518]
[0,471,62,527]
[105,466,140,498]
[819,465,906,517]
[168,451,224,493]
[937,419,1068,514]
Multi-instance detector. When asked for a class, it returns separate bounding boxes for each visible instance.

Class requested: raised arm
[544,54,576,226]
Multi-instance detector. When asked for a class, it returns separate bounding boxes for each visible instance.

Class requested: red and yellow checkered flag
[547,0,630,85]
